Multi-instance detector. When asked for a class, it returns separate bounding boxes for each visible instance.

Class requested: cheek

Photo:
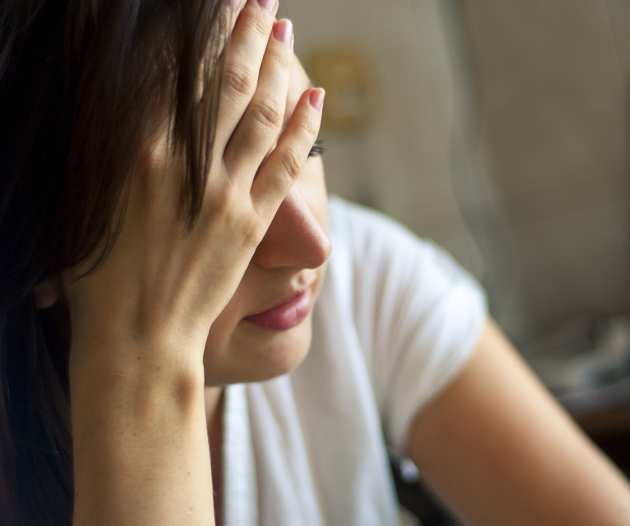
[202,160,328,357]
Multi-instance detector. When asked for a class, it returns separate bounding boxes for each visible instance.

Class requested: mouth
[243,283,316,331]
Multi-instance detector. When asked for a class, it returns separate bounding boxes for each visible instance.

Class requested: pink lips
[244,287,313,331]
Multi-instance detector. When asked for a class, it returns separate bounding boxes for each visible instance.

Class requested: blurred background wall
[282,0,630,346]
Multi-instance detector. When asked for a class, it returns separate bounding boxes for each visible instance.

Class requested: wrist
[69,336,206,401]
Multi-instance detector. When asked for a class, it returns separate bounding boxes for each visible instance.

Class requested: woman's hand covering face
[55,0,325,371]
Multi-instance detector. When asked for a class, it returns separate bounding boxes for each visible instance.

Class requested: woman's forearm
[69,341,214,526]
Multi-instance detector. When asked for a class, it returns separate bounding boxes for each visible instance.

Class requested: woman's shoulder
[328,194,426,257]
[324,194,486,332]
[316,196,488,458]
[327,194,419,243]
[326,194,461,283]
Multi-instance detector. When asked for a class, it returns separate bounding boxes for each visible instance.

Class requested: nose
[252,187,331,270]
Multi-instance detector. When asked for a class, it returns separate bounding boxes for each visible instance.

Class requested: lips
[243,282,316,331]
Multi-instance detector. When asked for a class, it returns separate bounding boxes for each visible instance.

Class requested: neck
[205,386,225,524]
[205,386,225,446]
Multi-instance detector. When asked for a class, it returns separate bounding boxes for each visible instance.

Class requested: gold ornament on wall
[304,45,377,133]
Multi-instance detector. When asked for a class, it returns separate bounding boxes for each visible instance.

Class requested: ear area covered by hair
[33,279,61,309]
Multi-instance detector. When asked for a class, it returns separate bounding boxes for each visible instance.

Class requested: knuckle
[296,117,319,139]
[269,47,291,69]
[223,64,257,99]
[279,148,303,180]
[205,180,235,216]
[241,12,271,40]
[249,99,284,131]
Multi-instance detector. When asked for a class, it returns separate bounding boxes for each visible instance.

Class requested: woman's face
[33,55,331,387]
[201,55,332,386]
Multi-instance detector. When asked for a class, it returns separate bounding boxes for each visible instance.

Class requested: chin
[244,321,313,381]
[204,315,314,386]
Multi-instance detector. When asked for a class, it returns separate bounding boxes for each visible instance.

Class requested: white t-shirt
[220,195,488,525]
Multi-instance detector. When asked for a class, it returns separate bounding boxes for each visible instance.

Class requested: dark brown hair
[0,1,230,523]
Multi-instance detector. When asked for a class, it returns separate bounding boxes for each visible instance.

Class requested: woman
[2,0,630,524]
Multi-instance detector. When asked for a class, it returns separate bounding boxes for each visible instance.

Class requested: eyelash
[308,138,326,158]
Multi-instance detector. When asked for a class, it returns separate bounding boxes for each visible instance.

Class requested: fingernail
[309,88,325,111]
[273,19,293,46]
[258,0,275,11]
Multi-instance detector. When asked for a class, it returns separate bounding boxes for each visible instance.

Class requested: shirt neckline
[222,383,259,525]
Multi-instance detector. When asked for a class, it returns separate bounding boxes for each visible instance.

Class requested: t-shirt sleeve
[337,198,488,458]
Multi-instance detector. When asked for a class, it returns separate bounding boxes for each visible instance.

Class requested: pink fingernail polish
[309,88,325,111]
[273,20,293,45]
[258,0,274,11]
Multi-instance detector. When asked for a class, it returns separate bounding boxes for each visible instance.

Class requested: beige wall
[460,0,630,339]
[285,0,630,342]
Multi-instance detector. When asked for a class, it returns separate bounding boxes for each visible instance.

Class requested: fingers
[223,18,294,184]
[213,0,280,153]
[227,0,247,25]
[251,87,325,220]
